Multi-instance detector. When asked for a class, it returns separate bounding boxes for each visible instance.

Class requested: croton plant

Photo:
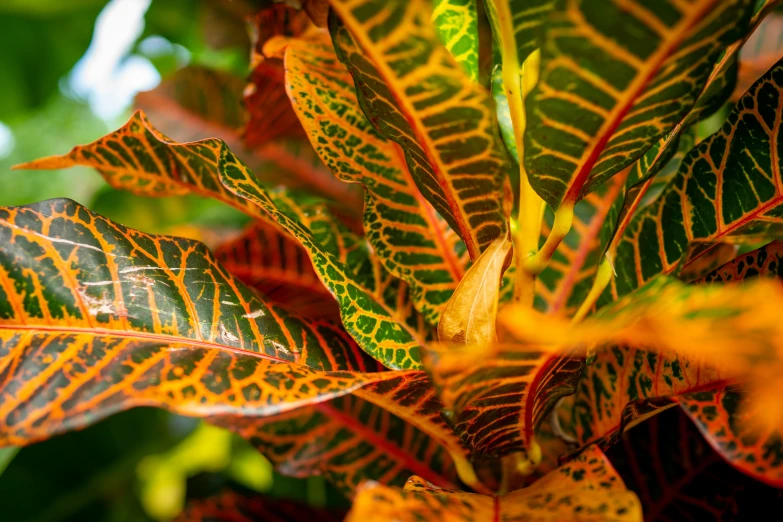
[4,0,783,519]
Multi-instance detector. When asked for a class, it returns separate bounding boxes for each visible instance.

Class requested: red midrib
[562,1,718,205]
[0,324,290,363]
[314,401,458,490]
[523,354,559,444]
[393,145,466,283]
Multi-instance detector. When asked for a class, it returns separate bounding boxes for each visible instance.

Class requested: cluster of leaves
[4,0,783,519]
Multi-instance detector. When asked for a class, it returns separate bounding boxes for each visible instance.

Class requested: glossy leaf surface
[609,58,783,297]
[280,33,468,324]
[0,199,387,446]
[526,0,753,208]
[328,0,510,259]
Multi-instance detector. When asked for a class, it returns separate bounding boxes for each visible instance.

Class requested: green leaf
[219,151,433,369]
[279,34,469,324]
[431,0,480,81]
[0,198,391,446]
[15,111,429,369]
[344,446,642,522]
[525,0,754,209]
[328,0,511,260]
[608,58,783,298]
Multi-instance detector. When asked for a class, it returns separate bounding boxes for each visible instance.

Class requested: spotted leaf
[431,0,480,81]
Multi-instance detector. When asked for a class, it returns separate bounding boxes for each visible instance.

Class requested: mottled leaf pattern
[280,34,468,324]
[216,393,459,496]
[526,0,753,208]
[423,343,582,460]
[0,199,390,446]
[561,344,725,447]
[609,58,783,297]
[681,388,783,487]
[697,240,783,283]
[135,69,359,207]
[431,0,480,81]
[328,0,510,259]
[345,446,642,522]
[218,151,432,369]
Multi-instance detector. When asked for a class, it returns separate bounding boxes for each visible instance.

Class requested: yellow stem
[523,202,574,276]
[452,453,492,494]
[488,0,543,306]
[571,256,613,323]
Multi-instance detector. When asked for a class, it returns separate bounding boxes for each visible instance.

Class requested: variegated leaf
[213,219,340,320]
[526,0,754,209]
[327,0,510,259]
[215,392,459,496]
[16,113,430,370]
[608,58,783,297]
[0,199,390,447]
[432,0,480,81]
[279,33,469,324]
[423,343,582,461]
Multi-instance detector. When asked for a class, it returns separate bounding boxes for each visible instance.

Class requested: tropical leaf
[176,488,347,521]
[680,387,783,487]
[560,344,726,448]
[606,407,783,521]
[431,0,480,81]
[13,111,285,222]
[525,0,754,209]
[437,237,512,346]
[345,445,641,521]
[599,1,779,263]
[422,342,582,462]
[278,32,469,324]
[216,392,460,496]
[135,68,361,208]
[243,59,307,147]
[608,57,783,298]
[213,219,340,320]
[0,198,395,447]
[328,0,511,260]
[219,154,433,369]
[501,275,783,434]
[15,112,430,370]
[697,240,783,283]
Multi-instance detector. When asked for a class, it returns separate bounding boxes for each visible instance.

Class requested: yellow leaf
[438,238,512,346]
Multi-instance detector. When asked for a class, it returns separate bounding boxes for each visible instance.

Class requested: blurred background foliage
[0,1,345,520]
